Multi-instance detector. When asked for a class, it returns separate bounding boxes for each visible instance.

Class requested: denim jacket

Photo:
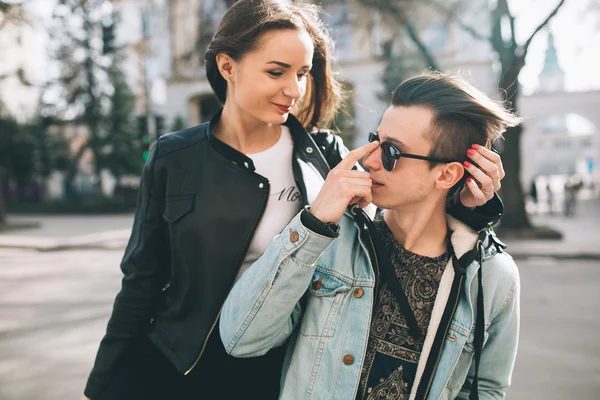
[220,207,520,400]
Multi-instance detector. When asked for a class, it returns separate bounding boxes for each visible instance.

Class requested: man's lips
[371,178,384,187]
[273,103,292,113]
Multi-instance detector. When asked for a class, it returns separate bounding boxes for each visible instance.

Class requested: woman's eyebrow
[266,61,291,68]
[266,61,311,69]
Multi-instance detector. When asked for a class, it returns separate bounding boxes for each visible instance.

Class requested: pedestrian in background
[546,182,554,215]
[81,1,506,399]
[530,178,538,214]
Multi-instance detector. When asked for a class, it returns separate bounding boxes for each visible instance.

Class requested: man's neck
[383,199,449,258]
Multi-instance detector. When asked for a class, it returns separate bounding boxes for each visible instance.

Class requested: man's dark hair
[391,72,522,199]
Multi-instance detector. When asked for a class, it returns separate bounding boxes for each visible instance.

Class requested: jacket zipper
[184,305,224,375]
[421,274,465,398]
[184,117,331,376]
[184,177,271,375]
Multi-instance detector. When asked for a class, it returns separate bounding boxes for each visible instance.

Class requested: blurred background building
[0,0,599,222]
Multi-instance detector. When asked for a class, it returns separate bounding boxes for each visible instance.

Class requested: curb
[510,253,600,261]
[0,229,130,252]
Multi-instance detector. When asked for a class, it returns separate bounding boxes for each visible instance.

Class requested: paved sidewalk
[501,198,600,259]
[0,214,133,251]
[1,199,599,258]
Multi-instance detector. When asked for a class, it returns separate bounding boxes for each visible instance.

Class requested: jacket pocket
[299,270,352,338]
[446,324,490,391]
[163,194,195,223]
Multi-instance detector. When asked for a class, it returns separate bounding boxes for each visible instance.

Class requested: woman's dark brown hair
[205,0,342,129]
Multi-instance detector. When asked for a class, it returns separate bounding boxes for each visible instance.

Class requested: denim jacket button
[312,280,322,290]
[343,354,354,365]
[353,288,364,298]
[289,229,299,243]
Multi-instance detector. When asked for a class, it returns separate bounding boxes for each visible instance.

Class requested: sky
[18,0,600,94]
[513,0,600,93]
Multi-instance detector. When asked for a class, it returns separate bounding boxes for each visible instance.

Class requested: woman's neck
[213,102,282,155]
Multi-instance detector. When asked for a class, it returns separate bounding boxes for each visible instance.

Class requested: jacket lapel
[409,216,478,400]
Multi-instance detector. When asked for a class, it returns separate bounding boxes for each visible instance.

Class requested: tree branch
[496,0,517,47]
[403,20,439,69]
[426,1,491,42]
[355,0,439,69]
[0,1,30,30]
[521,0,566,57]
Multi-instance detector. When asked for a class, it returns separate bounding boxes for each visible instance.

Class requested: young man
[220,72,521,400]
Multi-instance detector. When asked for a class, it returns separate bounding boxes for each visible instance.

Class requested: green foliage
[44,3,142,186]
[170,115,187,132]
[0,105,69,184]
[0,116,35,183]
[94,64,144,179]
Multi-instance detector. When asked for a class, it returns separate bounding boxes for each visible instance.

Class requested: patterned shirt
[357,218,451,400]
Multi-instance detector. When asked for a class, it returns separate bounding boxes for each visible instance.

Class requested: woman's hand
[310,141,380,223]
[460,144,505,208]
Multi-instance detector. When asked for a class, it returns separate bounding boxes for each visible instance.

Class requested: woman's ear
[215,53,234,82]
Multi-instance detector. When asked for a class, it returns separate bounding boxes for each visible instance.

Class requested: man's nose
[362,146,381,170]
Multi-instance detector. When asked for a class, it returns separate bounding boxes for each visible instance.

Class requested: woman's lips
[273,103,292,113]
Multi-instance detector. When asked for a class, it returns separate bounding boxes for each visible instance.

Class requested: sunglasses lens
[381,143,395,171]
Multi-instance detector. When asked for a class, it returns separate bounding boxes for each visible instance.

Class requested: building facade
[521,31,599,196]
[150,0,499,147]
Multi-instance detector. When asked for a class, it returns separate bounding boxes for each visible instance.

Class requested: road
[4,214,134,238]
[0,249,598,399]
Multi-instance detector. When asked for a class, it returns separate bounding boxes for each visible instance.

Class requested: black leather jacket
[84,111,503,398]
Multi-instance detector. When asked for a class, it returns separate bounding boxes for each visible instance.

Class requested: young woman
[82,1,505,399]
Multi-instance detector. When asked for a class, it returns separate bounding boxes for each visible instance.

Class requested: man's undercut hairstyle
[391,72,522,199]
[391,72,522,162]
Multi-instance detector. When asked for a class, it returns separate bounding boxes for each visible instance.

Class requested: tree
[170,115,187,132]
[427,0,567,231]
[97,60,144,184]
[0,116,36,185]
[44,2,144,199]
[355,0,568,233]
[43,0,111,197]
[0,2,34,85]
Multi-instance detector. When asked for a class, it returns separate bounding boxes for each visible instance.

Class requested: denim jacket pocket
[163,194,195,223]
[446,324,490,390]
[299,270,352,338]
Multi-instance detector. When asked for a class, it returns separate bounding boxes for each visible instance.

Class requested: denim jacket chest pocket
[162,194,195,224]
[446,322,490,391]
[300,269,352,338]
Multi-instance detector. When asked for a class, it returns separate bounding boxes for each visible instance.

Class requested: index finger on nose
[337,141,380,170]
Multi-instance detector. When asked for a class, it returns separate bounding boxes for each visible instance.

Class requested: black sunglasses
[368,132,459,172]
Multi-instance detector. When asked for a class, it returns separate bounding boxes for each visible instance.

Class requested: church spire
[538,29,565,93]
[542,31,561,74]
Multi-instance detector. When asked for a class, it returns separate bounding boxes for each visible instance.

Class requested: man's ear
[216,53,235,82]
[435,162,464,190]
